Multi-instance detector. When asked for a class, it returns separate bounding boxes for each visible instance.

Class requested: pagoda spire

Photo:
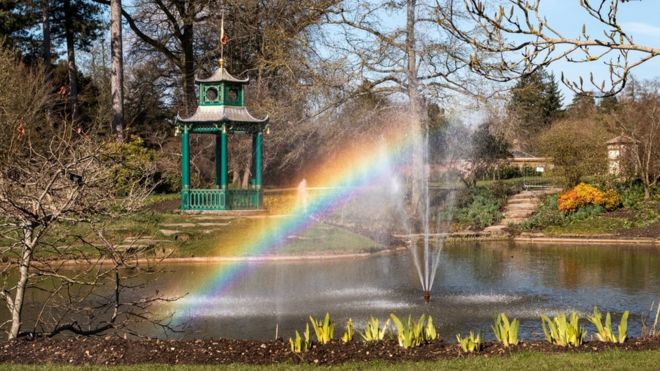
[219,0,228,68]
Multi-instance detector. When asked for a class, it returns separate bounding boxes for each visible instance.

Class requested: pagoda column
[220,127,228,189]
[181,126,190,190]
[215,133,222,187]
[254,131,263,189]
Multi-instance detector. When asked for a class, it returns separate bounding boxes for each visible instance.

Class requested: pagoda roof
[606,135,638,145]
[195,67,249,84]
[176,105,268,124]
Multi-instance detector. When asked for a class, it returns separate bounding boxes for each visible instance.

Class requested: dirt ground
[0,336,658,366]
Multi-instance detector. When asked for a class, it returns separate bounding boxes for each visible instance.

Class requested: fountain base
[423,291,431,303]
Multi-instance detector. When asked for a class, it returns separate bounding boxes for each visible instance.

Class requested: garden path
[484,188,562,235]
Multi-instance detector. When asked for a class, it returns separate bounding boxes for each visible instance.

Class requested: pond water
[146,241,660,341]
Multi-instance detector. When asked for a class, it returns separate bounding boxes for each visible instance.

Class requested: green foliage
[50,0,105,52]
[289,324,311,353]
[389,314,426,349]
[456,331,482,353]
[540,313,586,347]
[360,317,389,342]
[521,194,564,230]
[102,136,157,197]
[537,118,610,186]
[619,183,646,209]
[456,187,504,229]
[587,307,628,343]
[492,313,519,347]
[341,318,354,344]
[522,195,605,231]
[309,313,334,344]
[0,1,40,52]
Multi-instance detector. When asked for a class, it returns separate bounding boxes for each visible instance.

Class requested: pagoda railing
[181,189,261,210]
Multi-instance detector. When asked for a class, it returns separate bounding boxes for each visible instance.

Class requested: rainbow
[173,121,424,315]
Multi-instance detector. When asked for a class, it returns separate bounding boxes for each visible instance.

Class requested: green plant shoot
[492,313,519,347]
[309,313,334,344]
[360,317,389,342]
[540,312,586,347]
[456,331,482,353]
[424,315,438,341]
[341,318,354,344]
[289,324,311,353]
[390,313,425,349]
[587,306,629,343]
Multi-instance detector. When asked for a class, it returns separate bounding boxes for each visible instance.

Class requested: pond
[145,241,660,341]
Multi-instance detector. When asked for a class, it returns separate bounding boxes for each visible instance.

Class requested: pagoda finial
[219,0,228,68]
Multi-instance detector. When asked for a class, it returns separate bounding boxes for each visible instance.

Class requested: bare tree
[0,48,177,338]
[609,79,660,199]
[437,0,660,95]
[0,125,178,339]
[326,0,486,215]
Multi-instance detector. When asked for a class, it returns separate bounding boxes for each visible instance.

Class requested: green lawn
[1,191,381,259]
[2,350,659,370]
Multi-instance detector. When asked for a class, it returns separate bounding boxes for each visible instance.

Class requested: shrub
[102,136,158,197]
[558,183,620,212]
[540,312,586,347]
[537,117,609,186]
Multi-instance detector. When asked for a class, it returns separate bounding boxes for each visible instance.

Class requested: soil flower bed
[0,336,659,366]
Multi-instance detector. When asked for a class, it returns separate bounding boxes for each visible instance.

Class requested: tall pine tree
[0,1,40,57]
[507,68,563,149]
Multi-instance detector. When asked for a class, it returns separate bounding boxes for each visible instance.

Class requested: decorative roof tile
[176,106,268,124]
[195,68,249,84]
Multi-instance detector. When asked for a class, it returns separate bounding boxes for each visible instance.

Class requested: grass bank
[2,349,659,370]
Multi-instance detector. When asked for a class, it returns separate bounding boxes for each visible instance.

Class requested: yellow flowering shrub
[558,183,620,212]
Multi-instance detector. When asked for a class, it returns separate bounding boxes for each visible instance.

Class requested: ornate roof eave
[606,135,638,145]
[195,67,249,84]
[175,106,268,125]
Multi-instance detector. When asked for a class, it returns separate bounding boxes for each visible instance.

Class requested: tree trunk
[111,0,124,140]
[64,0,80,124]
[8,227,35,339]
[181,23,196,115]
[41,0,51,74]
[406,0,424,219]
[241,165,251,189]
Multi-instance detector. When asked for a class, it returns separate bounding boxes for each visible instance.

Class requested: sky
[99,0,660,112]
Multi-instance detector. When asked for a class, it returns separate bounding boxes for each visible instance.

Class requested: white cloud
[621,22,660,39]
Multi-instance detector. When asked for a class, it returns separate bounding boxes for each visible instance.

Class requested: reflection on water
[7,241,660,341]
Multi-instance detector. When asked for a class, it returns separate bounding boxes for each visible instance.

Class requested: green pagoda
[175,59,269,211]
